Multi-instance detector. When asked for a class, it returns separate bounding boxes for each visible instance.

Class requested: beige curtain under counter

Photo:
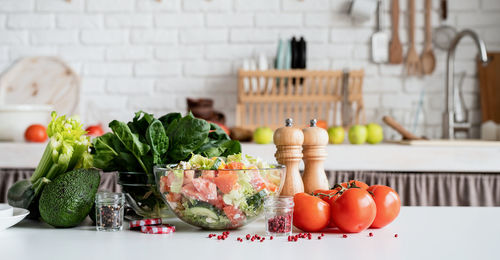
[1,169,499,206]
[326,171,500,207]
[0,169,120,203]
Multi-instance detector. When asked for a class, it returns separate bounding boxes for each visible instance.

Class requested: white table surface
[2,207,500,260]
[1,142,500,172]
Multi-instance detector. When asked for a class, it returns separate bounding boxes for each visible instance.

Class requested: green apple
[327,126,345,144]
[366,123,384,144]
[348,125,367,145]
[253,127,274,144]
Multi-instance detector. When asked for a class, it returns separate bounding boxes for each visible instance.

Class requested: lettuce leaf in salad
[188,154,213,169]
[226,154,271,169]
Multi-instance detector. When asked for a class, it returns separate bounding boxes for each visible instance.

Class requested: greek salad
[157,154,283,229]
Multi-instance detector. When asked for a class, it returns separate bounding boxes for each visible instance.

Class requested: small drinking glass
[95,192,125,232]
[264,196,294,237]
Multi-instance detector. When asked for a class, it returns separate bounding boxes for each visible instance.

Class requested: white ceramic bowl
[0,207,29,231]
[0,204,13,217]
[0,104,53,142]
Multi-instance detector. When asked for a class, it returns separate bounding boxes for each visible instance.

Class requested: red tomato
[24,124,48,143]
[85,125,104,137]
[293,193,330,232]
[313,189,340,228]
[341,180,369,190]
[316,120,328,129]
[313,189,340,205]
[225,161,245,170]
[367,185,401,228]
[330,188,376,233]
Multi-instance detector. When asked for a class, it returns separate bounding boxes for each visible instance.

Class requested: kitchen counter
[1,142,499,172]
[2,207,499,260]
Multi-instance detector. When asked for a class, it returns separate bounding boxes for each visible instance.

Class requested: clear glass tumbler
[264,196,294,237]
[95,192,125,232]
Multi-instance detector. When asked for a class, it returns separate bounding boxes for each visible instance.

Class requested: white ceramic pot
[0,104,53,142]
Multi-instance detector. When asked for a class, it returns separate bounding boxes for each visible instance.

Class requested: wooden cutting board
[396,139,500,147]
[0,57,80,115]
[478,52,500,123]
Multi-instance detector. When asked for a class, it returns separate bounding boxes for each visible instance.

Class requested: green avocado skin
[39,168,101,228]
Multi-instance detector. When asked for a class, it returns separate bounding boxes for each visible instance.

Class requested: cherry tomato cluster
[293,180,401,233]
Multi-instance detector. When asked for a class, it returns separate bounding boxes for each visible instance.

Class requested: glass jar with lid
[95,192,125,232]
[264,196,294,236]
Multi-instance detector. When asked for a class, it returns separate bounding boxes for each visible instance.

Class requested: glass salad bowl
[117,171,173,219]
[154,165,285,230]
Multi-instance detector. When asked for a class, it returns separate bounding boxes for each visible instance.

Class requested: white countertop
[2,207,499,260]
[1,142,499,172]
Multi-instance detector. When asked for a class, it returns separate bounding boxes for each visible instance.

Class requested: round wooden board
[0,57,80,115]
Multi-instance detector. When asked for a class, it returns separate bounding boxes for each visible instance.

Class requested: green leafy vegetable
[158,112,182,129]
[8,112,92,211]
[92,111,241,176]
[166,113,210,162]
[109,120,150,174]
[146,119,169,165]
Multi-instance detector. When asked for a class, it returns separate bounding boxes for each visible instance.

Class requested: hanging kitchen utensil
[389,0,403,64]
[421,0,436,74]
[0,57,80,116]
[478,52,500,123]
[405,0,421,75]
[433,0,457,51]
[372,0,389,63]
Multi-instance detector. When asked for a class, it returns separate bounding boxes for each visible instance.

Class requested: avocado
[39,168,101,228]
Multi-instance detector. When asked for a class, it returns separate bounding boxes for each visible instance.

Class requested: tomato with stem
[330,188,376,233]
[367,185,401,228]
[293,193,330,232]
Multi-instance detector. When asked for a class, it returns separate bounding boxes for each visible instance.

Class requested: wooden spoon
[382,116,426,140]
[421,0,436,74]
[389,0,403,64]
[405,0,421,75]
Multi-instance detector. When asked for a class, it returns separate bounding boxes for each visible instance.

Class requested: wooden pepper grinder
[302,119,329,194]
[274,118,304,196]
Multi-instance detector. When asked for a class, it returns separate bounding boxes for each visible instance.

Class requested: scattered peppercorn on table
[2,207,499,260]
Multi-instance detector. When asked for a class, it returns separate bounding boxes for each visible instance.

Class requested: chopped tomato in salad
[158,153,281,229]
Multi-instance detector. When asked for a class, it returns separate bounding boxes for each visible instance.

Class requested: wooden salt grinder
[274,118,304,196]
[302,119,329,194]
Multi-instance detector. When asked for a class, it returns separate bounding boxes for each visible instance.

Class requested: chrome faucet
[443,30,488,139]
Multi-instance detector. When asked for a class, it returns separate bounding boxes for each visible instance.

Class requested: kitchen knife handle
[441,0,447,20]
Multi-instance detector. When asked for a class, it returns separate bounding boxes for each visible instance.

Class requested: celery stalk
[30,142,54,183]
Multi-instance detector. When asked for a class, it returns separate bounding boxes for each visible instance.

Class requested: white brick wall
[0,0,499,139]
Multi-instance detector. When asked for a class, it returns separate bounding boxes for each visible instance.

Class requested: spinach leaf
[208,123,230,141]
[196,139,241,158]
[128,110,154,136]
[196,139,224,158]
[158,112,182,129]
[221,140,241,156]
[116,152,141,172]
[109,120,151,174]
[92,133,121,171]
[146,119,169,164]
[166,113,210,162]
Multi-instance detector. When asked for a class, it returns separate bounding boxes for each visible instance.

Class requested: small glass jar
[95,192,125,232]
[264,196,294,237]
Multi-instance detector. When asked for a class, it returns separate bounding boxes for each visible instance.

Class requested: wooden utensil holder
[236,69,365,130]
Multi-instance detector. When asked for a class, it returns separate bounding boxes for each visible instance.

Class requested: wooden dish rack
[236,69,365,130]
